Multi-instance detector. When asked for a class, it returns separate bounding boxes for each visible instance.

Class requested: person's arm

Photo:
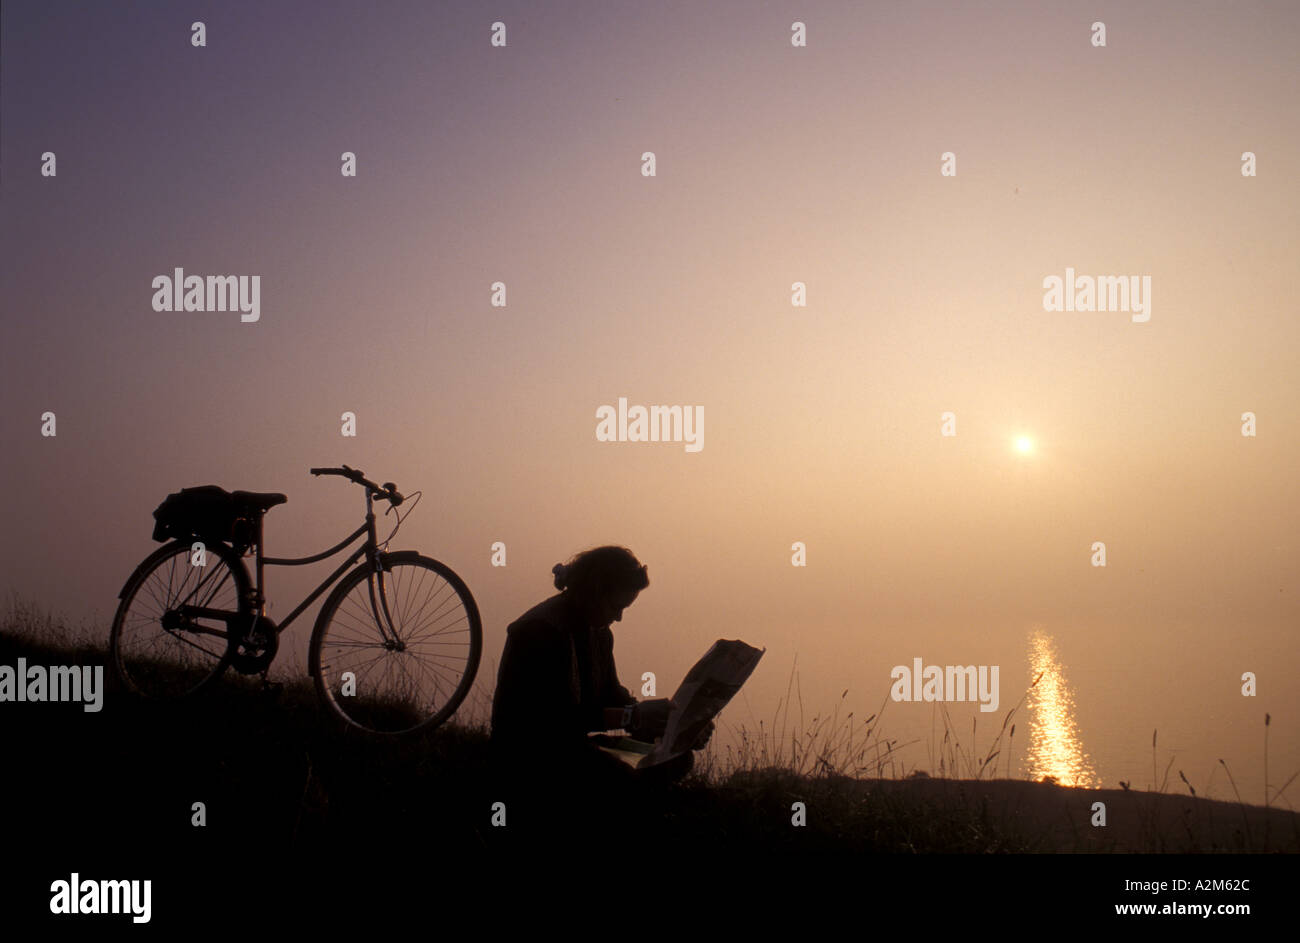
[592,627,677,738]
[594,625,638,730]
[597,685,638,730]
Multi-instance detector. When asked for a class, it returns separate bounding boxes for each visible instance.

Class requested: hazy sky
[3,0,1296,802]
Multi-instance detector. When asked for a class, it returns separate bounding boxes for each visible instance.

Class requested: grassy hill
[3,601,1297,862]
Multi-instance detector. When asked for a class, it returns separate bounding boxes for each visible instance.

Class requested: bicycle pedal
[260,680,284,697]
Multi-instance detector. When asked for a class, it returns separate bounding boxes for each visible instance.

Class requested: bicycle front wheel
[309,551,482,736]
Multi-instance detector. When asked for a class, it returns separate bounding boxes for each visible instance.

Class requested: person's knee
[660,750,694,781]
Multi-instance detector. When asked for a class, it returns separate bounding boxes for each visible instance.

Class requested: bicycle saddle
[231,490,288,511]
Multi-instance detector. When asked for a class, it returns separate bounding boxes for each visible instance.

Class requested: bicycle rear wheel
[309,551,482,736]
[110,541,250,699]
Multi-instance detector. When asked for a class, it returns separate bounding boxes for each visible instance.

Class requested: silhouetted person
[490,546,710,839]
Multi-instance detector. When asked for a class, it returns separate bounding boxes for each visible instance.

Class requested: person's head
[552,546,649,628]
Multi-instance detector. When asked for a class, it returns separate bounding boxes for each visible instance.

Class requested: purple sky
[3,0,1297,799]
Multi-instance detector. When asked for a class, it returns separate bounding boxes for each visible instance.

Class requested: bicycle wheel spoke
[406,651,461,692]
[402,613,471,646]
[392,568,443,638]
[334,648,392,679]
[398,595,466,645]
[397,577,457,641]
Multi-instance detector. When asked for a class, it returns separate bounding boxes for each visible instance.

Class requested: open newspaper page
[590,733,655,769]
[634,639,764,769]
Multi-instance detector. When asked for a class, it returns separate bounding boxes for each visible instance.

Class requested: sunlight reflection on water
[1024,628,1100,787]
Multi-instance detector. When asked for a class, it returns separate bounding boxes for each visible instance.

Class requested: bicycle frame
[180,489,400,646]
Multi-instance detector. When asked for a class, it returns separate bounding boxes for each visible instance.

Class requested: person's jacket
[490,592,637,757]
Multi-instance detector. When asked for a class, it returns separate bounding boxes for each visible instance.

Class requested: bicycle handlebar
[310,465,404,506]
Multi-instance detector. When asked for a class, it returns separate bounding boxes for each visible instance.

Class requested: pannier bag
[151,485,254,553]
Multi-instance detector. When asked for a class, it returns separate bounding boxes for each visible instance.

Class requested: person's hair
[552,546,648,602]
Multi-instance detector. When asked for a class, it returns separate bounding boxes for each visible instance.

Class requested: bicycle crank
[230,615,279,675]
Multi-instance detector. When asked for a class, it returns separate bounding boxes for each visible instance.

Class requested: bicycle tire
[110,540,252,700]
[309,550,482,736]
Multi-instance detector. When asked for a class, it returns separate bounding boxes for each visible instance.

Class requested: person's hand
[692,719,715,750]
[630,698,674,740]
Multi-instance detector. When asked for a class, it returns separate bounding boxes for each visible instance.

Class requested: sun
[1015,435,1034,454]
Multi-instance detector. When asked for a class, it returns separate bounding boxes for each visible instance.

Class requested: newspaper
[629,639,764,769]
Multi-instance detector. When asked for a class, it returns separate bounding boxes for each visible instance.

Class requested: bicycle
[108,465,482,736]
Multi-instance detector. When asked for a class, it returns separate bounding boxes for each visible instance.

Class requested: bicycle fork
[366,554,403,650]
